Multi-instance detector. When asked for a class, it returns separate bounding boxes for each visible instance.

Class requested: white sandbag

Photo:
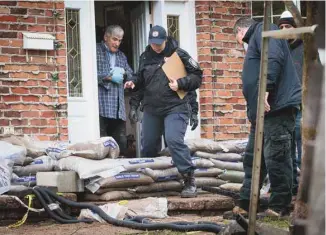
[56,156,174,180]
[130,181,183,193]
[191,157,215,168]
[218,170,245,183]
[0,141,26,165]
[194,151,243,162]
[125,197,168,219]
[0,159,13,195]
[23,157,34,166]
[1,135,54,158]
[194,168,224,177]
[13,155,56,176]
[45,142,69,160]
[219,183,242,192]
[79,203,128,222]
[210,159,244,171]
[195,177,227,187]
[11,175,36,187]
[67,137,120,159]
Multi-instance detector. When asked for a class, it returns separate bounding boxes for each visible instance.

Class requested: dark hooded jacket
[289,39,304,83]
[242,22,302,123]
[131,37,202,116]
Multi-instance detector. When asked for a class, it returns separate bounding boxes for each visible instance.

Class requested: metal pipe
[247,1,271,235]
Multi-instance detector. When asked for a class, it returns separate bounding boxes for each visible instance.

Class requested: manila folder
[162,52,187,99]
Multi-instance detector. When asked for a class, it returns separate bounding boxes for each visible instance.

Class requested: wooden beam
[262,25,318,39]
[247,1,271,235]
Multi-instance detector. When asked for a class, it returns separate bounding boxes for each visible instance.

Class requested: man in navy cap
[125,25,203,198]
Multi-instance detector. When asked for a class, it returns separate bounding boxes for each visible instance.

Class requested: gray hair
[233,17,256,34]
[105,25,124,37]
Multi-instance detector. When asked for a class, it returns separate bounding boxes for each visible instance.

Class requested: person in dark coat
[233,18,302,216]
[278,10,304,198]
[124,25,203,198]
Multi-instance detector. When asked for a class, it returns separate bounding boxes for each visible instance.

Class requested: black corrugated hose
[32,187,222,233]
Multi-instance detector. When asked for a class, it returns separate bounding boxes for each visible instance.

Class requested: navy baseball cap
[148,25,167,45]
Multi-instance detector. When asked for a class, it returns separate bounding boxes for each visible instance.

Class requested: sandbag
[11,175,36,187]
[0,141,26,165]
[85,191,135,201]
[95,187,128,195]
[124,197,168,219]
[185,139,225,153]
[23,157,34,166]
[47,137,120,160]
[0,159,13,195]
[219,183,242,192]
[1,135,54,158]
[210,159,244,171]
[56,156,174,180]
[98,172,154,188]
[194,168,224,177]
[194,151,243,162]
[195,177,227,187]
[13,155,56,176]
[140,167,181,182]
[218,139,247,153]
[218,170,245,183]
[191,157,215,168]
[130,181,183,193]
[79,203,128,222]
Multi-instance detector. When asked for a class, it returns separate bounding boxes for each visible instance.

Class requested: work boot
[181,171,197,198]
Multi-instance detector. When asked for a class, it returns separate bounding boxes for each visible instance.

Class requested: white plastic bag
[0,141,26,165]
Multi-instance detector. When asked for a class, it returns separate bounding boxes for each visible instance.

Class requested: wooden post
[247,2,271,235]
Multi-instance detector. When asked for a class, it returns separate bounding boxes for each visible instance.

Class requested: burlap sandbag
[185,139,225,153]
[210,159,244,171]
[194,151,243,162]
[218,139,247,153]
[219,183,242,192]
[94,187,127,195]
[97,172,154,188]
[218,170,245,183]
[191,157,215,168]
[85,191,135,201]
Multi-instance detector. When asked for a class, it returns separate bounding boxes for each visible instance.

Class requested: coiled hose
[32,187,222,233]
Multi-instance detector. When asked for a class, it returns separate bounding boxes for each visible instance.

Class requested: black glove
[190,113,198,131]
[129,106,139,124]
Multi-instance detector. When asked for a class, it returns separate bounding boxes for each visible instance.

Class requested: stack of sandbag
[188,138,247,193]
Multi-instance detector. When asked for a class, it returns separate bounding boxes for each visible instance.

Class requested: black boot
[181,171,197,198]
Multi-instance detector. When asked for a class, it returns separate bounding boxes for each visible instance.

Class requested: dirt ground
[0,215,226,235]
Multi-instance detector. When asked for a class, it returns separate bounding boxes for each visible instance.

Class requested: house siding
[0,0,68,141]
[195,0,252,140]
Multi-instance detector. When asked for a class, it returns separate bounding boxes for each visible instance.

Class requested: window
[167,15,180,42]
[251,1,285,23]
[251,1,306,24]
[66,9,83,97]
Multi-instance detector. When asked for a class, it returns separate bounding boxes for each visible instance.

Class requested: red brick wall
[0,1,67,141]
[196,0,251,140]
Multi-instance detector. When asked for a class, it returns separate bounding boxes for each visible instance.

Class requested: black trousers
[99,116,127,155]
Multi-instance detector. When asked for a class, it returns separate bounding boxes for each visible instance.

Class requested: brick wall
[0,1,67,141]
[196,1,251,140]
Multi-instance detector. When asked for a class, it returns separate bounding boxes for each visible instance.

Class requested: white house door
[153,1,200,139]
[130,2,151,157]
[65,0,99,143]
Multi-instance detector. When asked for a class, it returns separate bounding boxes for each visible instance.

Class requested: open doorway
[94,1,149,157]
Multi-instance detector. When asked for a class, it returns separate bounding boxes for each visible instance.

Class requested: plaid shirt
[96,42,133,121]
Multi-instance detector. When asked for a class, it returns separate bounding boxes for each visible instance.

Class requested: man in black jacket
[233,18,301,216]
[278,11,304,198]
[125,25,202,198]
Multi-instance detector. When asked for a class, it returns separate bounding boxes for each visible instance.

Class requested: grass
[258,217,290,229]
